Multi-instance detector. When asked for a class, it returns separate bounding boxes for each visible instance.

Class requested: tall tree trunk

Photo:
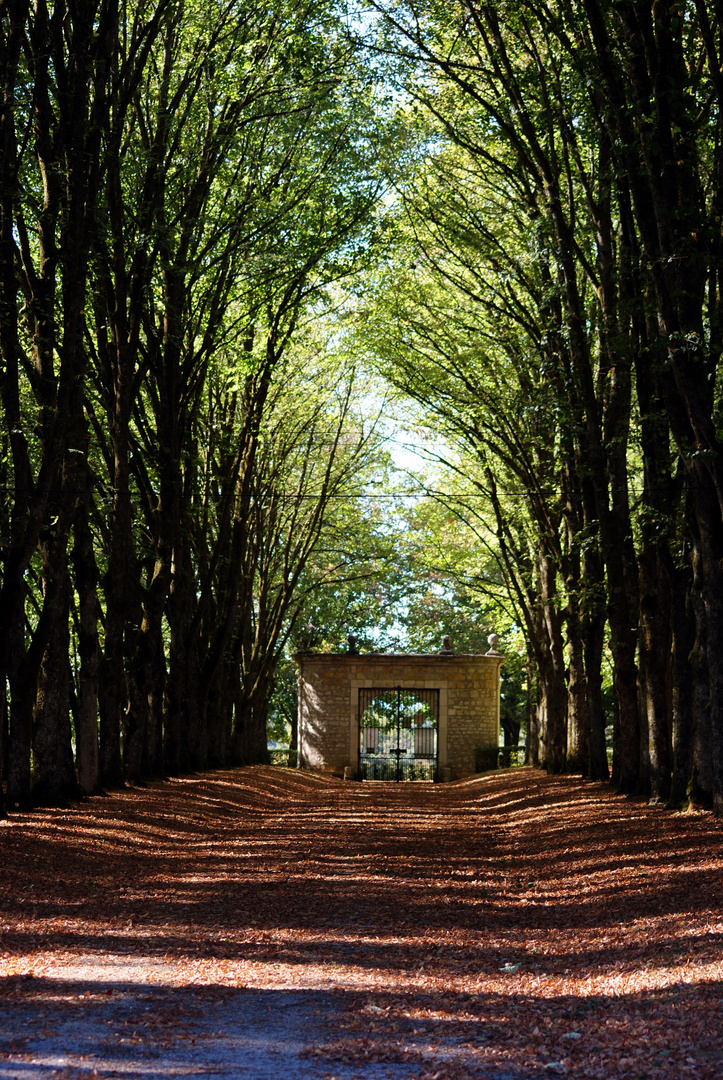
[124,588,149,784]
[639,560,672,804]
[98,456,131,787]
[145,622,167,778]
[6,598,32,810]
[566,602,587,774]
[692,474,723,813]
[127,556,169,780]
[601,380,640,795]
[208,658,236,767]
[251,695,271,765]
[235,689,272,766]
[582,546,609,782]
[610,694,622,791]
[165,612,187,774]
[32,554,78,805]
[183,644,206,772]
[669,561,695,808]
[290,687,299,768]
[610,631,640,793]
[635,330,676,804]
[636,653,651,800]
[0,678,6,817]
[688,523,713,807]
[72,505,101,795]
[525,654,539,766]
[160,447,188,774]
[539,552,567,773]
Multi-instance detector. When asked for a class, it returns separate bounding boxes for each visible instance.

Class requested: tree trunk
[636,653,651,800]
[183,643,206,771]
[669,561,695,808]
[582,553,609,782]
[133,561,170,779]
[164,528,191,774]
[208,658,236,767]
[98,465,131,787]
[290,688,299,768]
[251,696,271,765]
[566,605,587,774]
[538,551,567,772]
[164,628,184,774]
[32,556,78,805]
[124,592,151,785]
[635,331,676,804]
[610,693,622,791]
[0,679,6,817]
[233,658,273,766]
[535,647,567,774]
[688,524,713,807]
[5,576,33,810]
[693,479,723,814]
[525,655,540,766]
[639,564,672,804]
[140,621,167,779]
[236,698,271,766]
[72,505,101,795]
[611,638,640,794]
[7,648,33,810]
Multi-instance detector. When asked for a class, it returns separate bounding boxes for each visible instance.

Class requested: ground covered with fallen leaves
[1,767,722,1080]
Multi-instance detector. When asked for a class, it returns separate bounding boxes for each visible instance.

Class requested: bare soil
[1,766,722,1079]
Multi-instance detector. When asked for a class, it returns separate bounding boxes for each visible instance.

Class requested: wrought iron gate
[359,687,439,781]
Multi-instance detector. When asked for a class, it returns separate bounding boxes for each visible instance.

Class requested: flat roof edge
[293,652,504,661]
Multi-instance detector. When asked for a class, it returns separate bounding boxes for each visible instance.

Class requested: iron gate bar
[358,687,439,782]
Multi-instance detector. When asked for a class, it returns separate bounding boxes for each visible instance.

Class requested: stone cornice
[294,652,504,663]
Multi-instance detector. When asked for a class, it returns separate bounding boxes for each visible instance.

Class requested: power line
[0,485,657,500]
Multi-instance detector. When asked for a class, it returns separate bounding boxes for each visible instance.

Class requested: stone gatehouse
[295,643,503,780]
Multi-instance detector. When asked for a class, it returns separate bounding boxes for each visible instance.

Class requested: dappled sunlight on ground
[1,767,722,1078]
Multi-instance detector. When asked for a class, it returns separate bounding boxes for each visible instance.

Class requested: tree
[351,0,723,809]
[0,0,171,809]
[0,0,392,806]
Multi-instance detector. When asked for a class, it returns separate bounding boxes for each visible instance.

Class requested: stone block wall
[296,652,502,780]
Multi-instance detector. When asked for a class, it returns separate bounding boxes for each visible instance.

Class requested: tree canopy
[2,0,723,814]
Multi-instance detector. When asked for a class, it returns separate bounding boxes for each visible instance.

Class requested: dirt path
[1,767,722,1080]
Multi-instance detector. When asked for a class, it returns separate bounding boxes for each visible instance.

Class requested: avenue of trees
[3,0,723,816]
[0,0,392,811]
[357,0,723,811]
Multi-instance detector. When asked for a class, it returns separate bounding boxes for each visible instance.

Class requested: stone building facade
[295,648,503,780]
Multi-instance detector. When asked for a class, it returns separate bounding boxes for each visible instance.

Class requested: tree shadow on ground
[1,767,722,1079]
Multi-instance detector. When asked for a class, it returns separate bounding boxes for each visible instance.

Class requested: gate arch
[359,687,439,781]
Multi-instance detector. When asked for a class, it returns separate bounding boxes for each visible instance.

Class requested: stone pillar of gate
[295,647,503,780]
